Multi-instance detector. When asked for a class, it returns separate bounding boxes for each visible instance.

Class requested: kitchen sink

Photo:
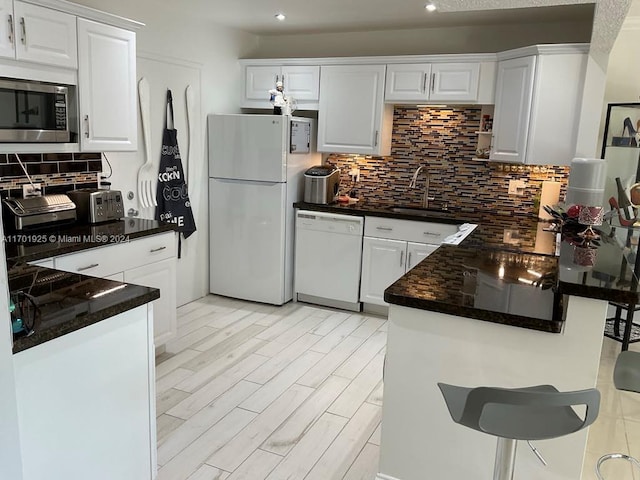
[388,206,452,218]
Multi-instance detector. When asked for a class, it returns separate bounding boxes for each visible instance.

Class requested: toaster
[304,165,340,204]
[66,189,124,224]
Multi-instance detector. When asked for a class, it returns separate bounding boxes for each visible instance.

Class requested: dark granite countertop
[10,263,159,354]
[295,201,640,334]
[6,218,176,353]
[5,217,176,266]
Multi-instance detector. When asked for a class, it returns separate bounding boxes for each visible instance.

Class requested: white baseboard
[376,473,401,480]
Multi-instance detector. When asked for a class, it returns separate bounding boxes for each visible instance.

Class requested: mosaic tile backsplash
[0,152,102,197]
[329,106,571,216]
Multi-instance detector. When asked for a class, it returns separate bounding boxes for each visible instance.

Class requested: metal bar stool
[596,350,640,479]
[438,383,600,480]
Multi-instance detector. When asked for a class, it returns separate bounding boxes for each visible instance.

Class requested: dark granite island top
[9,262,160,353]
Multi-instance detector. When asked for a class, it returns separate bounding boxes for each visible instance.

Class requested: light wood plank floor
[157,295,640,480]
[156,295,385,480]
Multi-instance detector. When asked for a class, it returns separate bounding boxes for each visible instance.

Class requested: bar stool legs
[494,438,517,480]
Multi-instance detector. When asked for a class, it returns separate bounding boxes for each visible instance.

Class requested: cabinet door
[385,64,431,102]
[0,0,14,59]
[360,237,407,306]
[490,56,536,164]
[244,65,280,101]
[13,1,76,68]
[429,63,480,102]
[77,18,137,152]
[406,242,438,271]
[318,64,390,155]
[125,257,177,346]
[282,65,320,102]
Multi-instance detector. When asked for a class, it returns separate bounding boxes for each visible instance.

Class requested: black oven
[0,78,71,143]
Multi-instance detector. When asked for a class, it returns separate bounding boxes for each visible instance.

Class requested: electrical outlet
[349,167,360,182]
[22,183,42,197]
[508,179,526,196]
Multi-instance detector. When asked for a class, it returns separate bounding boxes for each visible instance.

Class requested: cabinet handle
[376,226,393,231]
[408,252,412,268]
[423,72,428,92]
[84,115,90,138]
[7,14,14,45]
[150,246,167,253]
[77,263,99,272]
[275,74,279,83]
[281,73,285,87]
[374,130,379,147]
[430,72,435,92]
[400,250,404,267]
[19,17,25,45]
[423,231,440,237]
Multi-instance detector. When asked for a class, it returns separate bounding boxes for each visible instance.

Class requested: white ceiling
[190,0,597,35]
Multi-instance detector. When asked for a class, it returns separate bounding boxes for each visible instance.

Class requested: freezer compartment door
[209,178,289,304]
[208,114,287,182]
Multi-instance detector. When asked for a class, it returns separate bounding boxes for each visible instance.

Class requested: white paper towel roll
[538,181,562,219]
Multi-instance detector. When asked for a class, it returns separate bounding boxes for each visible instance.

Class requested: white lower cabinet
[360,217,454,307]
[124,257,177,346]
[48,232,177,346]
[360,237,407,306]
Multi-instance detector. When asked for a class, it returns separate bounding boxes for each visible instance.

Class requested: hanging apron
[155,89,196,258]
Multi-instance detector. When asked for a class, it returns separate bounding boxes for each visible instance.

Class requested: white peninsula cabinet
[318,64,393,156]
[14,304,156,480]
[490,44,588,165]
[360,216,457,308]
[77,18,137,151]
[0,0,77,68]
[242,64,320,109]
[48,232,177,345]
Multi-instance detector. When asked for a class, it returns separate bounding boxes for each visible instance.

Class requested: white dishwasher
[294,210,364,311]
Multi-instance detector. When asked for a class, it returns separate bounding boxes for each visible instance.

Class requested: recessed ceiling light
[275,13,286,21]
[425,3,437,12]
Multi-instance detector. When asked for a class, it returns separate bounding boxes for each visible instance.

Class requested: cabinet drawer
[54,244,122,277]
[364,217,457,244]
[54,232,176,277]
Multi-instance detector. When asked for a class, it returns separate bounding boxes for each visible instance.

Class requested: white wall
[246,21,592,58]
[70,0,259,306]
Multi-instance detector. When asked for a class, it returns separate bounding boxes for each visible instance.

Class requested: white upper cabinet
[77,18,137,151]
[318,64,393,155]
[490,45,588,165]
[429,62,480,102]
[490,56,536,164]
[385,62,482,103]
[0,0,77,68]
[0,0,15,59]
[242,64,320,109]
[385,64,432,102]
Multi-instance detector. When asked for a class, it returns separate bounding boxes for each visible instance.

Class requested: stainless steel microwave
[0,78,71,143]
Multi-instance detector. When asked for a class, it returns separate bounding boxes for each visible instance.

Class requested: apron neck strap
[165,89,175,130]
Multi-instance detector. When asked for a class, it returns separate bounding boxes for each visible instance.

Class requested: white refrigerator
[208,114,320,305]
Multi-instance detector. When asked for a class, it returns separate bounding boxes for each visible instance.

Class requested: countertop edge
[12,287,160,354]
[384,291,564,334]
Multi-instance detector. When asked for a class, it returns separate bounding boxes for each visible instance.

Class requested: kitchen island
[378,221,639,480]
